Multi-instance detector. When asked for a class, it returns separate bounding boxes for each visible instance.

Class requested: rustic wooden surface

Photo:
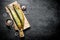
[5,1,30,30]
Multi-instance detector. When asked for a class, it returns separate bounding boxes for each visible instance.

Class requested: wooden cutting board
[5,1,30,30]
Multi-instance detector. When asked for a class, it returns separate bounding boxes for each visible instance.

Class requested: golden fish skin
[13,4,24,28]
[7,6,24,37]
[13,4,25,37]
[7,6,22,29]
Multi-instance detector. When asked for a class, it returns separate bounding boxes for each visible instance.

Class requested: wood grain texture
[5,1,30,30]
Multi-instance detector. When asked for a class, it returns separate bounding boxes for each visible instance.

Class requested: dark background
[0,0,60,40]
